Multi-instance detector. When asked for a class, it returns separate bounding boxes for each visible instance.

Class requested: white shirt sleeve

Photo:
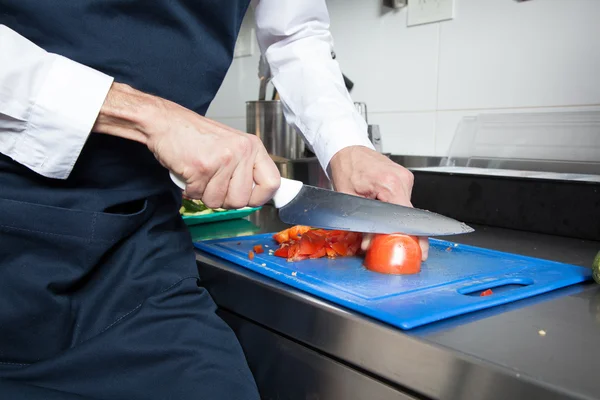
[252,0,375,174]
[0,24,113,179]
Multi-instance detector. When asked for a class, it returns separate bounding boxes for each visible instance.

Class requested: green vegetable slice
[180,197,253,216]
[182,209,214,216]
[182,198,207,213]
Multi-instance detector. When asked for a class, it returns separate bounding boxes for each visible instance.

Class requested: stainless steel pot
[246,100,306,160]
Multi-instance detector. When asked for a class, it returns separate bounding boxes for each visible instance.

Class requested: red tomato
[309,247,327,259]
[298,238,318,256]
[364,234,422,275]
[289,225,312,241]
[330,241,349,256]
[344,232,362,255]
[308,229,328,237]
[274,246,289,258]
[325,230,345,244]
[272,226,363,262]
[347,241,361,256]
[253,245,264,254]
[303,231,326,250]
[272,230,289,244]
[272,225,311,244]
[287,242,308,262]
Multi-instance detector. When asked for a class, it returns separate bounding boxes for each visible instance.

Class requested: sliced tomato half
[364,234,422,275]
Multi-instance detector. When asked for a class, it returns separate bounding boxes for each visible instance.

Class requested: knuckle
[226,198,247,210]
[202,190,226,209]
[224,188,251,210]
[381,174,401,190]
[219,148,235,165]
[247,133,261,145]
[265,175,281,192]
[190,158,209,175]
[185,186,203,200]
[203,198,222,209]
[402,169,415,186]
[237,136,253,155]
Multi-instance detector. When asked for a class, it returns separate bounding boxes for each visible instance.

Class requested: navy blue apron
[0,1,259,399]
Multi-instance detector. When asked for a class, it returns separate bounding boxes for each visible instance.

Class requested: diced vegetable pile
[266,225,423,275]
[271,225,363,262]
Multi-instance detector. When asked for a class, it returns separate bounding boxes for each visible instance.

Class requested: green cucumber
[182,198,207,213]
[593,251,600,284]
[180,197,252,216]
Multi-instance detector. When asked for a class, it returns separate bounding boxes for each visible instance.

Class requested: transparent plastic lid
[435,110,600,180]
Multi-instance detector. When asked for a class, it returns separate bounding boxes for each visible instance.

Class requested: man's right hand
[93,83,281,209]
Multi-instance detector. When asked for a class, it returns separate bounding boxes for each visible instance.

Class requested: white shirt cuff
[312,114,376,174]
[12,54,113,179]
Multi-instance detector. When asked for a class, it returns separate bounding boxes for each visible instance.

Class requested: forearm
[92,82,160,146]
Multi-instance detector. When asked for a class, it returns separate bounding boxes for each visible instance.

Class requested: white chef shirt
[0,0,373,180]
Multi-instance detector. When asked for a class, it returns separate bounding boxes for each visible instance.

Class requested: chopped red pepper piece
[253,245,264,254]
[325,247,337,258]
[480,289,493,297]
[309,247,327,259]
[272,226,363,262]
[248,251,255,260]
[274,246,289,258]
[273,225,312,244]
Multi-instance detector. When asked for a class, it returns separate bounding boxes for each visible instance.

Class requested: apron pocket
[0,196,152,364]
[0,197,149,242]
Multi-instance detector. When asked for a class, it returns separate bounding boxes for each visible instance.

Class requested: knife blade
[170,174,473,237]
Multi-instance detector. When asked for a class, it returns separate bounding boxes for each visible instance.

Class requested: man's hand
[93,83,280,209]
[329,146,429,261]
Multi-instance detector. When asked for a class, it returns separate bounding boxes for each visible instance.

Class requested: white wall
[207,0,600,156]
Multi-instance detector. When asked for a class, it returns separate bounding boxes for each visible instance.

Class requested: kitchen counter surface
[191,206,600,400]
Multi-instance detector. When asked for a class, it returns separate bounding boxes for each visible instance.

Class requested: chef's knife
[170,174,474,237]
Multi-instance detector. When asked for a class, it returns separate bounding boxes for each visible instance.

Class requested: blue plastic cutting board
[194,234,592,329]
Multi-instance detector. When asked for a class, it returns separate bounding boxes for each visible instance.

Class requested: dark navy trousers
[0,136,260,399]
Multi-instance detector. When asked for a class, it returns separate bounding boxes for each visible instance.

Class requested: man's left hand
[328,146,429,261]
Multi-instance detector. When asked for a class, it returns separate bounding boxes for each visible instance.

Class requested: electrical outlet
[407,0,455,27]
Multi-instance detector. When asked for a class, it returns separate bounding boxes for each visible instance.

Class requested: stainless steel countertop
[192,206,600,400]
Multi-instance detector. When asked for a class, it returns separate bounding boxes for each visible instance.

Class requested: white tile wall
[208,0,600,158]
[326,0,440,112]
[208,54,261,118]
[437,0,600,110]
[370,112,436,155]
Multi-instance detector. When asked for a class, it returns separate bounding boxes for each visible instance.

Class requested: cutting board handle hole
[458,278,534,297]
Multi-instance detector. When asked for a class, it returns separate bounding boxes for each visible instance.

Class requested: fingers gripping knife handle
[169,171,301,209]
